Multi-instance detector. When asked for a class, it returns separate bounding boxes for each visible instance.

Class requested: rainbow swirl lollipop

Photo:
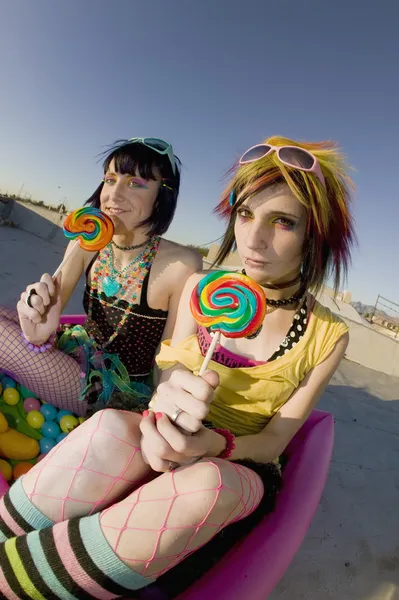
[190,271,266,339]
[52,207,114,279]
[63,207,114,252]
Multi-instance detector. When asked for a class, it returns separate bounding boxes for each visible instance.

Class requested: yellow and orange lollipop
[53,207,114,277]
[190,271,266,374]
[62,207,114,251]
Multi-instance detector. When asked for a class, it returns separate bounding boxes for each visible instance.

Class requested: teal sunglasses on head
[127,137,177,174]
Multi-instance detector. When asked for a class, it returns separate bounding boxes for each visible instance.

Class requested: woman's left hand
[139,411,225,472]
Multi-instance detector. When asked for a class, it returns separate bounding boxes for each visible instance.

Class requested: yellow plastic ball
[77,417,86,425]
[0,459,13,482]
[3,388,20,406]
[0,413,9,434]
[59,414,79,433]
[27,410,45,430]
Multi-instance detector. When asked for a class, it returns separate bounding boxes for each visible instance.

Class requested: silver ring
[26,288,37,308]
[170,407,183,424]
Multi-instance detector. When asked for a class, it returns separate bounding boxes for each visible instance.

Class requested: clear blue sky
[1,0,398,306]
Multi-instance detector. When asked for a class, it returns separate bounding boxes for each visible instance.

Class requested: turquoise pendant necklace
[101,243,150,298]
[102,276,121,299]
[88,236,160,349]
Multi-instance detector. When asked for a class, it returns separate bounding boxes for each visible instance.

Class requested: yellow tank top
[156,300,348,436]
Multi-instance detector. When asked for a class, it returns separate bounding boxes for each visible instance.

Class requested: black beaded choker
[241,269,303,307]
[265,292,303,307]
[111,240,147,251]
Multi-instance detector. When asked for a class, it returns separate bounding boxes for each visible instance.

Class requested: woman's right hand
[152,368,220,433]
[17,273,63,345]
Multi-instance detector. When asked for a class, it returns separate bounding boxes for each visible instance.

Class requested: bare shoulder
[158,238,203,272]
[183,269,216,292]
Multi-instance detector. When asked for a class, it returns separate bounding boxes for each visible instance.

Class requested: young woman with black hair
[0,138,201,415]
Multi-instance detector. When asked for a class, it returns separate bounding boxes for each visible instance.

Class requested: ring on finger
[26,288,38,308]
[170,407,183,424]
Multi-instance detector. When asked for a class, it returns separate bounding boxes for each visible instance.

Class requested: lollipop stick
[198,331,221,376]
[53,241,80,278]
[169,330,220,440]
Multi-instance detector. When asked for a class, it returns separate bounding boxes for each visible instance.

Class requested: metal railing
[369,294,399,339]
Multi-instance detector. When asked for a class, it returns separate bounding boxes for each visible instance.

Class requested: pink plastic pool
[0,315,335,599]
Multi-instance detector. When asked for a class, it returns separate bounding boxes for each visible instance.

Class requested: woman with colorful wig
[0,136,355,599]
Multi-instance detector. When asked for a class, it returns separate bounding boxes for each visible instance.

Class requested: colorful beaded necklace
[87,236,160,349]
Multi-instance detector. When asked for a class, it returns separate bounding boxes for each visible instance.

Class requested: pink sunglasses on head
[239,144,326,188]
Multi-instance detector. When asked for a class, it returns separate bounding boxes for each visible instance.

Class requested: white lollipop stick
[53,240,80,279]
[198,331,221,376]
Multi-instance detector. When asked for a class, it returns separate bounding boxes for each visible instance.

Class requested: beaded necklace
[87,236,160,349]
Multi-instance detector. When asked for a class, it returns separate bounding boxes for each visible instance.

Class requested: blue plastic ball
[39,438,57,454]
[57,409,73,423]
[56,432,68,444]
[2,377,16,389]
[40,404,58,421]
[41,421,61,439]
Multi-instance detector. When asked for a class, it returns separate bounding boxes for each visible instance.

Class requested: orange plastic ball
[13,462,34,479]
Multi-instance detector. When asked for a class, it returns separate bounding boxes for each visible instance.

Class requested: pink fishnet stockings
[22,408,263,580]
[100,458,264,579]
[22,409,150,521]
[0,306,86,415]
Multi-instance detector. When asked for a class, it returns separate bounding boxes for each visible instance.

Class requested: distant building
[371,314,399,331]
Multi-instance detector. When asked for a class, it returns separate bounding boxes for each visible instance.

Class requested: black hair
[85,139,181,237]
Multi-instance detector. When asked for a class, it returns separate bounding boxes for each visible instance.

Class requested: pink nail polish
[142,410,149,418]
[155,412,163,421]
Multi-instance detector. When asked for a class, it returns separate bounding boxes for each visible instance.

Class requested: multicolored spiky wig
[214,135,356,295]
